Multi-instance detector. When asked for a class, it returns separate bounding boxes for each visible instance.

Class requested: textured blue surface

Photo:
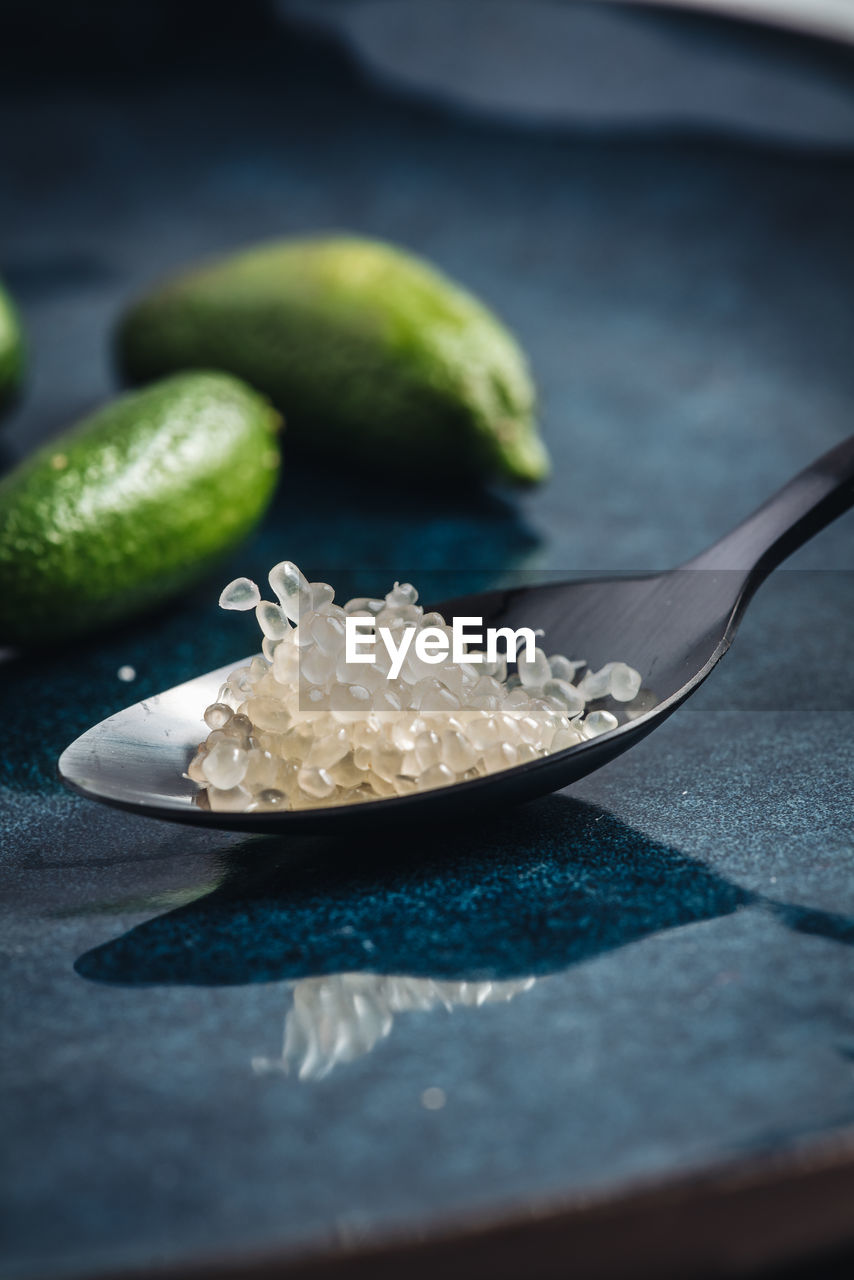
[2,14,854,1280]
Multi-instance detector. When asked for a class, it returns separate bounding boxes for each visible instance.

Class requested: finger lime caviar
[187,562,642,812]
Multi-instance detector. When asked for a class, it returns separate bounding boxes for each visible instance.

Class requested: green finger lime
[117,236,549,486]
[0,371,281,645]
[0,278,25,416]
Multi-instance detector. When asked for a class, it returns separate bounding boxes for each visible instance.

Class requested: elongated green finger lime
[0,371,281,645]
[117,236,549,486]
[0,279,25,416]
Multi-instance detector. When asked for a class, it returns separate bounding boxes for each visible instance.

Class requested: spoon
[59,435,854,832]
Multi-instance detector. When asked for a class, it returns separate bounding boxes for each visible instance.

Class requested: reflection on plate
[253,973,537,1080]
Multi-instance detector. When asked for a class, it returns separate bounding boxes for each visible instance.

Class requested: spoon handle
[684,434,854,580]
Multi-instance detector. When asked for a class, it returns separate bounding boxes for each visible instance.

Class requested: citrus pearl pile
[186,561,641,813]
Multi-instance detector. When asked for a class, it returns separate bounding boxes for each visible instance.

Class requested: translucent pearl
[307,711,335,737]
[401,647,441,686]
[335,650,384,690]
[226,666,253,699]
[207,785,252,812]
[256,601,291,641]
[609,662,642,702]
[310,582,335,611]
[269,561,312,623]
[343,597,384,615]
[330,755,365,787]
[548,654,584,681]
[297,766,336,799]
[186,748,208,783]
[257,788,288,809]
[414,730,441,770]
[253,669,283,700]
[517,646,551,690]
[517,716,543,746]
[219,577,260,611]
[367,772,398,798]
[370,741,403,782]
[435,664,466,697]
[246,697,292,733]
[330,683,372,714]
[303,686,330,711]
[468,694,501,712]
[388,581,418,606]
[497,713,522,742]
[391,716,422,752]
[441,730,477,773]
[204,702,232,730]
[420,763,454,790]
[478,656,507,682]
[311,613,345,654]
[273,644,300,685]
[583,710,619,737]
[541,678,585,717]
[306,729,349,769]
[202,741,248,789]
[292,616,316,648]
[577,665,614,702]
[227,713,254,742]
[377,602,421,627]
[471,676,502,702]
[373,687,403,714]
[243,749,282,792]
[482,742,518,773]
[419,685,460,713]
[352,720,380,749]
[468,717,500,752]
[301,645,337,686]
[410,678,441,708]
[399,750,421,778]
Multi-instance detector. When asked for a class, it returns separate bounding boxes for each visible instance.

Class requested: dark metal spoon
[59,435,854,832]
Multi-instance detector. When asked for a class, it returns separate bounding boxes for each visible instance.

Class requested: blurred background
[3,4,854,1279]
[3,0,854,694]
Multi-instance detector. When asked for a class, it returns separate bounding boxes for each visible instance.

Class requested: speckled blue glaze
[74,799,854,990]
[2,12,854,1280]
[75,801,756,986]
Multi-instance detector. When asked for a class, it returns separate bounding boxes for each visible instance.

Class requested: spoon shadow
[75,795,854,989]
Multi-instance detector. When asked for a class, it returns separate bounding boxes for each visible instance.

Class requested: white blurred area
[254,973,537,1080]
[276,0,854,147]
[624,0,854,42]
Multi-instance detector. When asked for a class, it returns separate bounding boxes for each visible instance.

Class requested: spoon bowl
[59,436,854,831]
